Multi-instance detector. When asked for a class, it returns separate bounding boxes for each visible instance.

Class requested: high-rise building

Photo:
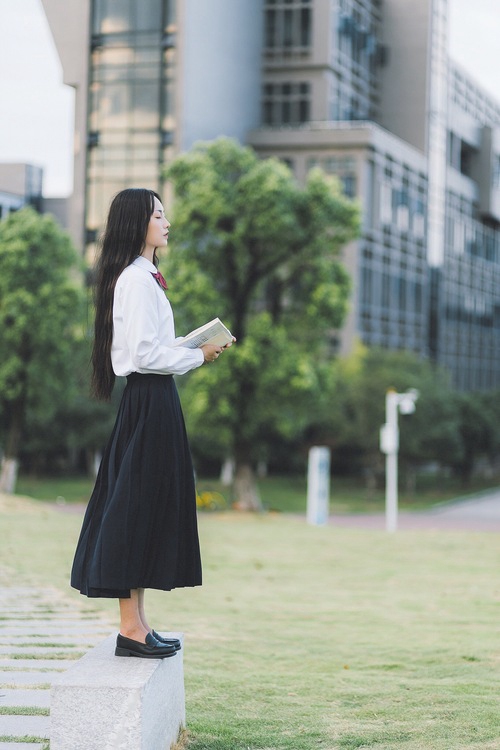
[0,163,43,218]
[41,0,263,250]
[42,0,500,391]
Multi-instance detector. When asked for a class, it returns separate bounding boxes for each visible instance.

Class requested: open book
[174,317,233,349]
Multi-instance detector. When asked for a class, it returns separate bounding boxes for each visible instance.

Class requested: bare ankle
[119,625,149,643]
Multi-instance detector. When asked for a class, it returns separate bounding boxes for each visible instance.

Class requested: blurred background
[1,0,500,512]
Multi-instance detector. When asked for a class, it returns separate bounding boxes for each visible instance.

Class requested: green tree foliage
[0,208,85,492]
[306,344,500,490]
[19,335,123,477]
[322,346,460,476]
[164,138,360,508]
[449,391,500,486]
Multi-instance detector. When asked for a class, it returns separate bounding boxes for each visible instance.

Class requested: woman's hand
[201,337,236,363]
[201,344,223,363]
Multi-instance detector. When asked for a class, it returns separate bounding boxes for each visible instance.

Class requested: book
[174,317,233,349]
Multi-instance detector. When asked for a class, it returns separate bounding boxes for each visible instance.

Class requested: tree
[310,345,464,488]
[449,391,499,486]
[0,208,85,492]
[164,138,359,509]
[18,335,123,477]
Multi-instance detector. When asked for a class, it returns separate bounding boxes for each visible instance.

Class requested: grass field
[1,492,499,749]
[15,472,500,514]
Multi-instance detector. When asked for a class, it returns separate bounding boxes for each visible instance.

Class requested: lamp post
[380,388,419,532]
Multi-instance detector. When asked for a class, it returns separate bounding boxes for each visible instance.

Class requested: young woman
[71,188,228,659]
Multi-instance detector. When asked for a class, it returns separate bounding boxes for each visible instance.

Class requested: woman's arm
[118,276,204,376]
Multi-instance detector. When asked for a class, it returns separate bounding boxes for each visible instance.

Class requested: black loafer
[115,632,177,659]
[152,629,181,650]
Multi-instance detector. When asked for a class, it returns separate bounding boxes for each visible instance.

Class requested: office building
[0,163,43,219]
[42,0,500,390]
[0,162,70,230]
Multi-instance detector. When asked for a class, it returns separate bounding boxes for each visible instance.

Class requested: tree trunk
[0,457,19,494]
[0,398,25,494]
[220,457,235,486]
[232,463,262,511]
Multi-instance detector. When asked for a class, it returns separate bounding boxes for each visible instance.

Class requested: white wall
[180,0,263,150]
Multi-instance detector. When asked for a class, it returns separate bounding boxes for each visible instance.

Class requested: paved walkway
[0,577,111,749]
[329,488,500,531]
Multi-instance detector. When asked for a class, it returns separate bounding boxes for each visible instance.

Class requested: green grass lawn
[1,492,499,749]
[15,472,500,514]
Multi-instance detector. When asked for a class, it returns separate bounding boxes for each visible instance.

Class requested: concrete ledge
[50,632,185,750]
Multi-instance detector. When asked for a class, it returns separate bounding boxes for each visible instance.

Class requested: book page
[174,318,233,349]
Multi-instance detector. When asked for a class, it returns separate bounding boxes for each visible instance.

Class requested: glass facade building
[86,0,177,238]
[42,0,500,391]
[437,67,500,390]
[0,164,44,218]
[250,0,500,390]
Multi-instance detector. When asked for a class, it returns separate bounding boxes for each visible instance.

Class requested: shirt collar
[132,255,157,273]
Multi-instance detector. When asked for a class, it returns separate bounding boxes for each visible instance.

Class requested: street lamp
[380,388,419,532]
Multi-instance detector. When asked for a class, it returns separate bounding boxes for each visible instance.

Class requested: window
[394,188,409,232]
[493,155,500,190]
[361,265,372,305]
[460,142,476,178]
[87,0,171,236]
[379,183,392,225]
[381,271,391,308]
[414,282,423,314]
[311,155,357,198]
[262,82,311,125]
[412,195,425,239]
[264,0,311,54]
[398,276,406,311]
[93,0,165,34]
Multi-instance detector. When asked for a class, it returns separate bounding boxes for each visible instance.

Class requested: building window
[307,155,357,198]
[412,195,426,239]
[93,0,165,35]
[264,0,311,54]
[361,265,372,305]
[414,281,423,314]
[381,271,391,308]
[87,0,174,235]
[280,157,295,172]
[262,82,311,125]
[393,187,409,232]
[379,182,392,225]
[398,276,407,311]
[460,142,476,178]
[493,155,500,190]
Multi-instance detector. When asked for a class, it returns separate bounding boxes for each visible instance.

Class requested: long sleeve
[111,260,204,377]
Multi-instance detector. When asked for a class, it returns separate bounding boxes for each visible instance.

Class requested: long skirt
[71,373,202,598]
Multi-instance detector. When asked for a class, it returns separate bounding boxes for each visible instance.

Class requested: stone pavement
[329,487,500,531]
[0,580,112,750]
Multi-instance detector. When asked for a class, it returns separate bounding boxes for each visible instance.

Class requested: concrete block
[50,633,185,750]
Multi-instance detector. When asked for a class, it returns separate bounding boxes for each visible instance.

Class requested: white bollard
[307,446,331,526]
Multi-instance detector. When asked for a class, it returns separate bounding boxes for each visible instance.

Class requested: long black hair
[91,188,162,400]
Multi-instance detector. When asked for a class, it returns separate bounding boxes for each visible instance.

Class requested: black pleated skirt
[71,373,202,598]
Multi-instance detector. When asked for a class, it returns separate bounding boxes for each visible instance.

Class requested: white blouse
[111,256,204,377]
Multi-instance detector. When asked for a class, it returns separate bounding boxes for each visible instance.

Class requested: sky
[0,0,498,198]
